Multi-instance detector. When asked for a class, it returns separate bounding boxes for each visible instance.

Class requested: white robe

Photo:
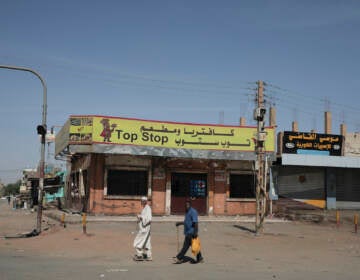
[133,204,152,252]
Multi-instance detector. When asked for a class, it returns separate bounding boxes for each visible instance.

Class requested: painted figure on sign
[100,118,117,142]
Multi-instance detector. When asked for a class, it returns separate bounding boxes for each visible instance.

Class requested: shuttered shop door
[278,166,325,199]
[336,168,360,202]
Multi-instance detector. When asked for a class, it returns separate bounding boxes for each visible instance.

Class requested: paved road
[1,199,360,280]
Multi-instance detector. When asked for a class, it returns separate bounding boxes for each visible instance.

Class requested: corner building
[55,115,275,215]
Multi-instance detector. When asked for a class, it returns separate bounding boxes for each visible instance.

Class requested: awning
[281,154,360,168]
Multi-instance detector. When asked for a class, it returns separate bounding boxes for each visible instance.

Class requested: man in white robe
[133,196,152,261]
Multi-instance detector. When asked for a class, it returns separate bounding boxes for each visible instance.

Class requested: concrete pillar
[239,117,246,126]
[326,168,337,210]
[277,132,284,155]
[325,111,332,134]
[340,123,347,136]
[269,107,276,127]
[165,171,171,215]
[340,123,346,156]
[292,121,299,132]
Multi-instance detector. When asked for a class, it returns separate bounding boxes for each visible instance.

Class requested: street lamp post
[0,64,47,234]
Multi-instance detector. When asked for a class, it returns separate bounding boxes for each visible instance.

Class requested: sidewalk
[44,208,287,224]
[277,208,360,224]
[43,204,360,225]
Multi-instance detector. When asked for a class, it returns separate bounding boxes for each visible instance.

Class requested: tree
[2,180,21,196]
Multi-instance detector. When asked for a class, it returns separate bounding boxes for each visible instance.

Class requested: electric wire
[264,81,360,131]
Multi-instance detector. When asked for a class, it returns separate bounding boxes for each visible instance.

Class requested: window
[230,174,255,198]
[106,169,148,196]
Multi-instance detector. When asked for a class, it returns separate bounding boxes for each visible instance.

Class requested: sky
[1,0,360,184]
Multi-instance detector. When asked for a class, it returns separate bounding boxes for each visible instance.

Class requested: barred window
[106,169,147,196]
[230,174,255,198]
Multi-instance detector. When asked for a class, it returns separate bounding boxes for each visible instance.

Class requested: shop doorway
[171,172,207,215]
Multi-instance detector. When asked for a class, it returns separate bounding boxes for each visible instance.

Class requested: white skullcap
[141,196,147,201]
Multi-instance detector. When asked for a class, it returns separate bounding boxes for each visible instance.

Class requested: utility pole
[254,80,267,234]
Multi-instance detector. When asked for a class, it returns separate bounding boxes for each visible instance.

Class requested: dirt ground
[1,199,360,280]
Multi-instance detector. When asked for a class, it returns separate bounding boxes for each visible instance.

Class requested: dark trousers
[176,234,202,262]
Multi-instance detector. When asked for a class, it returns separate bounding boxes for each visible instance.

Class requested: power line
[46,59,257,93]
[264,82,360,131]
[265,81,360,112]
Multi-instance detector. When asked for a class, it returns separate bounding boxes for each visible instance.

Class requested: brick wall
[82,154,256,216]
[226,200,256,215]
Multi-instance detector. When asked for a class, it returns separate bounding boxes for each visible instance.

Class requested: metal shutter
[336,168,360,202]
[277,166,325,199]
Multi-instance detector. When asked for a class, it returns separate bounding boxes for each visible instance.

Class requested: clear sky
[1,0,359,184]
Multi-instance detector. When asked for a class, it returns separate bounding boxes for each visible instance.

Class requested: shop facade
[274,131,360,210]
[55,115,275,215]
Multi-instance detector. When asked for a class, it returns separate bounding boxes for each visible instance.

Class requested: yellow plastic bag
[191,237,201,256]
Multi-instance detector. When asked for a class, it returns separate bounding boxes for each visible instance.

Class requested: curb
[44,211,288,224]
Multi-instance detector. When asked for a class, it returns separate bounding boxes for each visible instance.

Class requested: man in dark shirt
[174,199,204,264]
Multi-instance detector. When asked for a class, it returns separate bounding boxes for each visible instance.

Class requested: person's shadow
[233,224,256,234]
